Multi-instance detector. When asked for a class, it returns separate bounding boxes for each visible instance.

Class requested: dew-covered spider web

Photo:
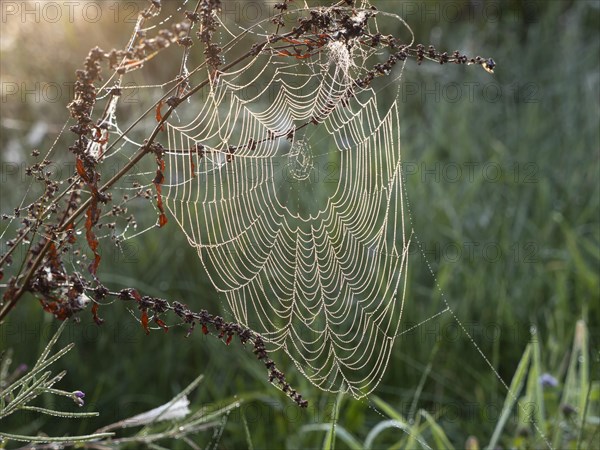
[160,6,411,398]
[61,1,520,412]
[0,1,558,446]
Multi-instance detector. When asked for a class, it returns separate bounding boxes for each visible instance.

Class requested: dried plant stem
[0,36,272,322]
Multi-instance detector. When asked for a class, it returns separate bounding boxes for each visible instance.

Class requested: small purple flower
[72,390,85,407]
[539,373,559,388]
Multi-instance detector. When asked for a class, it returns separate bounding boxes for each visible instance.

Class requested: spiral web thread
[160,6,410,398]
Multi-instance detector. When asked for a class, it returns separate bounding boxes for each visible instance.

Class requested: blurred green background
[1,1,598,448]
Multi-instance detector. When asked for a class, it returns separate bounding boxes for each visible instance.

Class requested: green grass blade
[322,389,345,450]
[364,419,416,450]
[419,409,454,449]
[575,321,589,420]
[241,409,254,450]
[0,431,114,444]
[487,343,532,450]
[20,405,99,418]
[369,395,432,449]
[408,343,439,421]
[293,424,362,450]
[33,320,69,370]
[2,343,73,397]
[370,395,406,422]
[530,329,546,428]
[0,371,51,418]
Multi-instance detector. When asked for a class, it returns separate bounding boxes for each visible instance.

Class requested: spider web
[161,6,411,397]
[0,2,555,446]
